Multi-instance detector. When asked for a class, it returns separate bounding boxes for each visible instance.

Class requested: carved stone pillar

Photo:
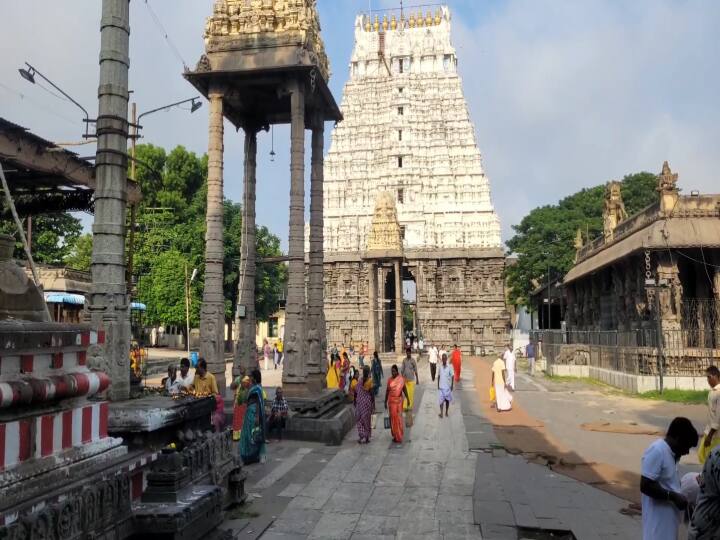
[88,0,131,401]
[394,260,403,353]
[306,112,326,391]
[282,78,307,393]
[368,262,377,352]
[200,87,226,394]
[234,128,258,377]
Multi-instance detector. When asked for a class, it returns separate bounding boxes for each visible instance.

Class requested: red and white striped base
[0,402,108,470]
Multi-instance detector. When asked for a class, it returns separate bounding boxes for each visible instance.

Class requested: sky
[1,0,718,250]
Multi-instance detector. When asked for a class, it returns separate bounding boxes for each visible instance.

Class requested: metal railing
[530,328,718,377]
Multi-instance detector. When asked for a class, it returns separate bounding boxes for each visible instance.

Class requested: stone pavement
[239,362,640,539]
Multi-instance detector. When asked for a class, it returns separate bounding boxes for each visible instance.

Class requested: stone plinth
[283,389,354,446]
[108,395,214,449]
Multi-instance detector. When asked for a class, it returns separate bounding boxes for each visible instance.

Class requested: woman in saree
[339,352,351,392]
[240,369,266,464]
[491,356,513,412]
[326,353,341,389]
[230,375,251,441]
[354,365,375,444]
[384,364,410,444]
[371,351,383,397]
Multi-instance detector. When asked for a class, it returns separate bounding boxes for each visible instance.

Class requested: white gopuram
[322,8,508,355]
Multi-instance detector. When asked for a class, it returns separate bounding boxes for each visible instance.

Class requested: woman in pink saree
[352,365,375,444]
[384,364,410,443]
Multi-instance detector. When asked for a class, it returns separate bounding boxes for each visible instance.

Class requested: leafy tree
[130,143,287,329]
[64,233,93,271]
[506,172,657,306]
[255,225,287,321]
[0,213,82,264]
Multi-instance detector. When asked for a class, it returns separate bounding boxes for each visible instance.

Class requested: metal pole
[185,263,191,357]
[547,262,551,330]
[654,287,665,393]
[126,102,137,294]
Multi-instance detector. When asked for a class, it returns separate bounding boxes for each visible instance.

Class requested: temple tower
[323,7,509,354]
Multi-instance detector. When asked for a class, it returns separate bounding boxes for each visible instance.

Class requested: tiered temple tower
[323,7,509,354]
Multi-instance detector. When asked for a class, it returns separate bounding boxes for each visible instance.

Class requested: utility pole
[126,102,137,294]
[88,0,131,401]
[185,263,191,357]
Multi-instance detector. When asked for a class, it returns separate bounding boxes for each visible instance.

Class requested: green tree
[254,225,287,321]
[130,143,287,327]
[64,233,93,271]
[506,172,658,306]
[0,213,82,264]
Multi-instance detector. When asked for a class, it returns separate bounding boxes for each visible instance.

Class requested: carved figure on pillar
[603,181,628,241]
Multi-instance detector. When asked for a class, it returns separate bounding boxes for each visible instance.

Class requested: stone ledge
[284,403,355,446]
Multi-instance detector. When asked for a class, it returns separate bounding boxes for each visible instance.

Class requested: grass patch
[544,374,609,388]
[638,389,708,404]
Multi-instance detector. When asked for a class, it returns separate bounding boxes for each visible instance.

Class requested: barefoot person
[698,365,720,464]
[450,344,462,383]
[491,355,512,412]
[385,365,410,444]
[437,353,454,418]
[354,365,375,444]
[640,416,699,540]
[400,348,419,412]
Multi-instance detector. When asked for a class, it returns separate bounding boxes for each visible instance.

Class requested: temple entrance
[402,267,418,346]
[382,265,398,352]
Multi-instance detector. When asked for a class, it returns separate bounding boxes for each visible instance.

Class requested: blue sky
[1,1,718,250]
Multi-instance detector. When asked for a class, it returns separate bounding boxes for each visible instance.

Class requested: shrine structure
[323,7,509,354]
[185,1,342,398]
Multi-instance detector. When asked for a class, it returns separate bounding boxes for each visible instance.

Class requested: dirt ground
[468,356,674,504]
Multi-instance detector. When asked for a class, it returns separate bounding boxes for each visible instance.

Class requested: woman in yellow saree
[384,364,410,444]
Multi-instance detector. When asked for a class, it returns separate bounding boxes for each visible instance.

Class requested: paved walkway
[251,364,640,540]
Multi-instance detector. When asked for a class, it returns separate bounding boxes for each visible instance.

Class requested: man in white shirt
[428,344,439,382]
[502,345,516,390]
[437,353,454,418]
[176,357,194,390]
[699,365,720,461]
[640,416,699,540]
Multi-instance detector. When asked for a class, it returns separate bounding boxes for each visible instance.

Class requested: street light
[136,97,203,128]
[18,62,92,138]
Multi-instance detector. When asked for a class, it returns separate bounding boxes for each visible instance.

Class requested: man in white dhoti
[503,345,516,390]
[492,356,513,412]
[437,353,454,418]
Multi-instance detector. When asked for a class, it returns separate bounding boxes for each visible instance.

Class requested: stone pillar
[306,112,326,391]
[200,87,226,394]
[282,78,307,392]
[234,128,258,377]
[88,0,131,401]
[368,262,377,352]
[394,260,404,353]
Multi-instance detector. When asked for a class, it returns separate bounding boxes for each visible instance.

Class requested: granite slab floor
[259,364,641,540]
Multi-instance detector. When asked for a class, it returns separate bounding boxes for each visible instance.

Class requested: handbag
[383,415,391,429]
[405,410,414,428]
[489,386,496,402]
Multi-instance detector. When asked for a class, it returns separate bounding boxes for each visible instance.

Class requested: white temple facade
[322,8,509,354]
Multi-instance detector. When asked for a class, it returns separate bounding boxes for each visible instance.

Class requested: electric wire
[0,82,83,127]
[144,0,188,70]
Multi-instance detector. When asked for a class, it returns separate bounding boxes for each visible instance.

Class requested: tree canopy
[0,213,83,265]
[130,143,286,328]
[505,172,658,306]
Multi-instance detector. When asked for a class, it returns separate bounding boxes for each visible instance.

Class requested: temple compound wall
[538,162,720,387]
[322,8,509,355]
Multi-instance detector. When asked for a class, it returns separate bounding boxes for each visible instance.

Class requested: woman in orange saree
[384,365,410,444]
